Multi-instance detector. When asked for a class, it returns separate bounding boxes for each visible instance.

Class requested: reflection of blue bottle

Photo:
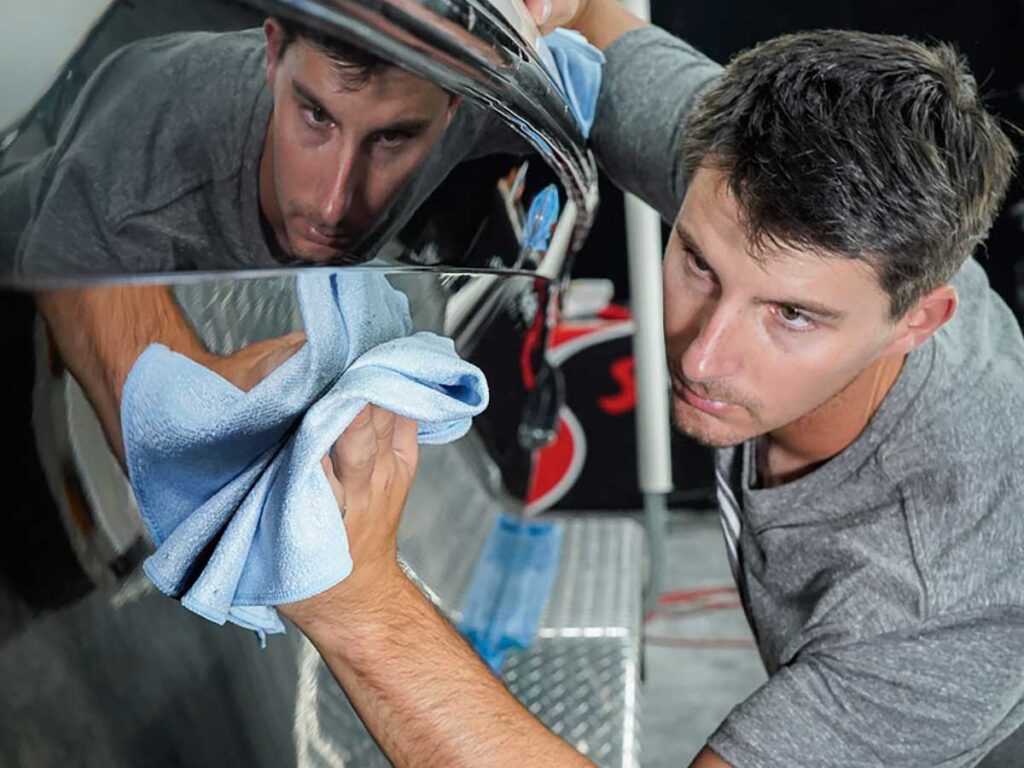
[458,514,564,672]
[518,185,561,269]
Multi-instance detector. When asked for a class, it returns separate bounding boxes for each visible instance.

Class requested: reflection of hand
[279,405,419,632]
[203,332,306,392]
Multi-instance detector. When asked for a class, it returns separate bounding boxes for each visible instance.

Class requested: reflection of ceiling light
[536,626,629,638]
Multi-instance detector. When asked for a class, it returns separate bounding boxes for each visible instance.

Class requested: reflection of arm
[36,285,306,468]
[690,747,731,767]
[297,569,595,768]
[35,285,210,465]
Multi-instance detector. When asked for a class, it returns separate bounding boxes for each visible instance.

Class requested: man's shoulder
[895,258,1024,464]
[879,260,1024,613]
[109,28,265,89]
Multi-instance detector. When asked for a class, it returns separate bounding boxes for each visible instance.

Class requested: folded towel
[121,271,489,641]
[538,29,606,138]
[458,514,564,671]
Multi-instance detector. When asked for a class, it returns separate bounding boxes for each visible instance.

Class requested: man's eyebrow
[374,118,430,135]
[674,220,844,321]
[674,221,702,255]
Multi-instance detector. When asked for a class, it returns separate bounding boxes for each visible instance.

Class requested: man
[284,0,1024,766]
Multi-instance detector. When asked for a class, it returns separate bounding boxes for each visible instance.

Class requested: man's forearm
[35,285,209,463]
[297,569,595,768]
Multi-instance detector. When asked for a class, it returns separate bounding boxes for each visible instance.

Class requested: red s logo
[598,356,636,416]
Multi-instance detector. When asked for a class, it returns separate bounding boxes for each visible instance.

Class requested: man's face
[262,22,457,262]
[664,168,905,448]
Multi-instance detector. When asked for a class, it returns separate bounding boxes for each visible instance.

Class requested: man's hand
[279,405,419,633]
[523,0,644,50]
[523,0,587,32]
[203,331,306,392]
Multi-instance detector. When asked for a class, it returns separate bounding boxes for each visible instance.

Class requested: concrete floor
[639,511,767,768]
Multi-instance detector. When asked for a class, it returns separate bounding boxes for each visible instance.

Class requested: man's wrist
[569,0,646,50]
[285,561,415,658]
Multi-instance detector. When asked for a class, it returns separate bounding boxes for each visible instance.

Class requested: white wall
[1,0,114,130]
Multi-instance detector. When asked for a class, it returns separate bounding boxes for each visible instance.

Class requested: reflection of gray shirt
[599,27,1024,768]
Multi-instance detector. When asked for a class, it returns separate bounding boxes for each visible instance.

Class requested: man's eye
[304,106,331,127]
[686,251,714,279]
[374,129,410,147]
[775,305,815,331]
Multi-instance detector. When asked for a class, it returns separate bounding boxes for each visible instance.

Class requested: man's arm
[282,406,595,768]
[36,285,304,465]
[531,0,723,222]
[305,569,594,767]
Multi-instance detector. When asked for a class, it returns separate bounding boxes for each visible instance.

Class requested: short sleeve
[709,610,1024,768]
[590,26,721,223]
[14,38,179,278]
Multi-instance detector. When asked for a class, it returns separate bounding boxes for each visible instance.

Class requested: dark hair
[681,29,1019,318]
[273,16,388,89]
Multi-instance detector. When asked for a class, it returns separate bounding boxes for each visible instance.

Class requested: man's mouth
[671,377,737,416]
[305,223,354,248]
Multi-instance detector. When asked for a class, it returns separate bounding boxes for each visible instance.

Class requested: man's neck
[756,354,906,488]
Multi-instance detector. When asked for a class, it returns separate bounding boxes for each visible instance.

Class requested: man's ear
[264,18,284,89]
[882,284,958,356]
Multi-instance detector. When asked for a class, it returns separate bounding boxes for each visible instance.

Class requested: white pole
[624,194,672,496]
[619,0,673,615]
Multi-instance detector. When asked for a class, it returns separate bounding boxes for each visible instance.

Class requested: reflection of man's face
[260,20,458,262]
[663,168,907,448]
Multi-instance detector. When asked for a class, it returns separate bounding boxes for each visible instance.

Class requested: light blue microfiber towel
[121,271,489,641]
[538,28,605,138]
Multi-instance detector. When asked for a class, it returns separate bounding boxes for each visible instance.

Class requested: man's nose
[320,142,364,225]
[680,301,743,382]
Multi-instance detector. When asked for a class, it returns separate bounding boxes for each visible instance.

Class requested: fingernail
[538,0,552,25]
